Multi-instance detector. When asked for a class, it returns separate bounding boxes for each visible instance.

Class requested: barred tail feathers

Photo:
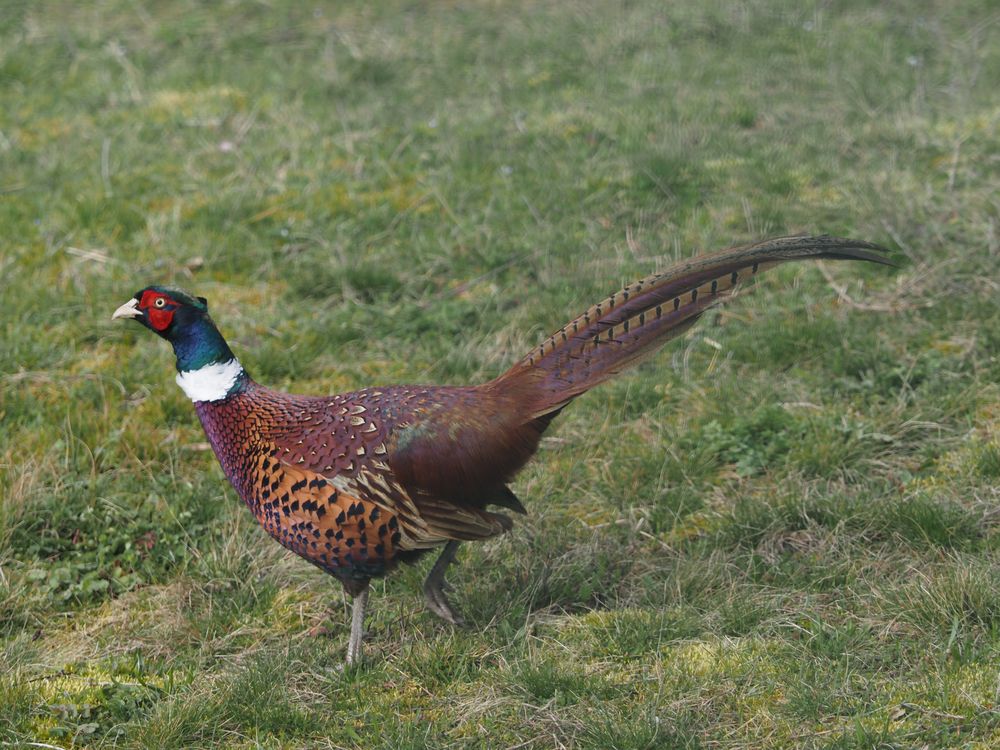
[499,235,892,419]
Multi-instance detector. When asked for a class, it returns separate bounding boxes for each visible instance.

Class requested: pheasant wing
[266,387,520,550]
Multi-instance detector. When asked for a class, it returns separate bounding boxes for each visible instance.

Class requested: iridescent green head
[112,286,235,373]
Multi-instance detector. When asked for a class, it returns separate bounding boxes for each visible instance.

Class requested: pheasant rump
[113,235,892,664]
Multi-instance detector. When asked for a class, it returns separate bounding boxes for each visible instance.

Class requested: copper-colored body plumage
[116,235,893,664]
[195,385,531,594]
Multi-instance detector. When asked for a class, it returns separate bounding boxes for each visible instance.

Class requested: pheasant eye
[154,297,166,308]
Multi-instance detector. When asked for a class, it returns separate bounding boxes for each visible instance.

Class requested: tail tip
[777,234,899,268]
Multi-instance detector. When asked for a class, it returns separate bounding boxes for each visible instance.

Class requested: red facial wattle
[139,290,176,332]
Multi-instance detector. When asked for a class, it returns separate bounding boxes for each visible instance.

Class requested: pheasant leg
[423,541,465,626]
[345,584,369,666]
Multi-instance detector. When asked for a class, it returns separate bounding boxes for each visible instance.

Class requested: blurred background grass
[1,0,999,747]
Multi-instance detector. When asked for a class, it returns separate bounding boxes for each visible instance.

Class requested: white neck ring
[175,359,243,402]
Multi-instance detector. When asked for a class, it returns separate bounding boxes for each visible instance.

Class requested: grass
[1,0,999,747]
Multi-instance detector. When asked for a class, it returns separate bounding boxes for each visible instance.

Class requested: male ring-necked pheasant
[113,235,891,664]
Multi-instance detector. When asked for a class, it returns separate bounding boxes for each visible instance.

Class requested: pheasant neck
[170,317,249,402]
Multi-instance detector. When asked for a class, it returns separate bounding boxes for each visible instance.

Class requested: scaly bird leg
[423,541,465,626]
[345,584,370,667]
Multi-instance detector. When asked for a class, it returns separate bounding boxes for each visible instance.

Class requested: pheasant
[112,235,892,664]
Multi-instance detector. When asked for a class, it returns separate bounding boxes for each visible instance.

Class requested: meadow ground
[2,1,999,747]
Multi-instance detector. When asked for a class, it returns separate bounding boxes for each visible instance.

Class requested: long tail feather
[498,235,893,418]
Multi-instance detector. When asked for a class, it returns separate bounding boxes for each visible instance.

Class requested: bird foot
[335,659,366,673]
[423,579,466,627]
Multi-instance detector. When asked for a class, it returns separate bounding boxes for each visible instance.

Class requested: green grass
[2,0,999,747]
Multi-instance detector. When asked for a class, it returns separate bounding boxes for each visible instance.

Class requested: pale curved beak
[112,298,141,321]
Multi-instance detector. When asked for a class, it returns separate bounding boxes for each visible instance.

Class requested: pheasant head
[113,286,245,402]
